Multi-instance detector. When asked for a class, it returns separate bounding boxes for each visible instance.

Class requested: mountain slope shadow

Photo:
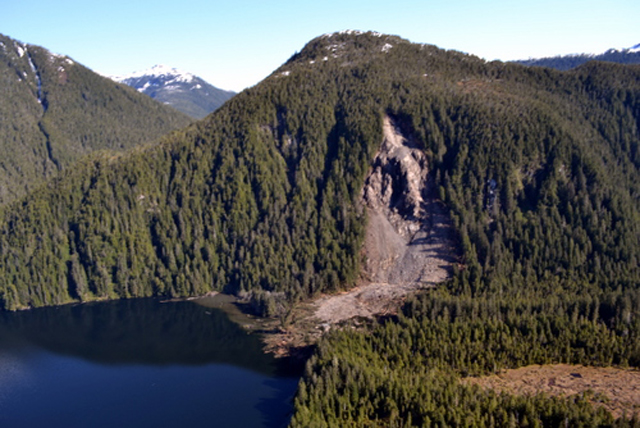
[0,298,279,374]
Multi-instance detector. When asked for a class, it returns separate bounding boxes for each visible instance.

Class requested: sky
[1,0,638,92]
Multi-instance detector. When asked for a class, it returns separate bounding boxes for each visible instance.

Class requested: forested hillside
[0,31,639,424]
[0,34,192,205]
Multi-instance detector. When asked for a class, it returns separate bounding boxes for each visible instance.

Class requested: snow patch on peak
[111,64,196,84]
[14,42,25,58]
[138,81,153,92]
[322,30,383,39]
[606,43,640,55]
[339,29,364,36]
[50,52,74,65]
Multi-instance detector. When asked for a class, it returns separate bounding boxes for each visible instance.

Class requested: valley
[0,34,192,205]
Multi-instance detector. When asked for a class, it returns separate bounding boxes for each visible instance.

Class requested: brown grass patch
[462,364,640,419]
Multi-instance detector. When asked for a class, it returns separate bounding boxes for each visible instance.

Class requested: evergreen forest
[0,31,639,426]
[0,34,192,205]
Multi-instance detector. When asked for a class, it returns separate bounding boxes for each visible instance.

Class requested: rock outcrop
[275,115,460,343]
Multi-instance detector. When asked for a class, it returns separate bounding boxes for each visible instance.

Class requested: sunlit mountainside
[1,30,639,426]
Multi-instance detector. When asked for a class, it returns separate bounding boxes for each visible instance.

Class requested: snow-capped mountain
[515,43,640,71]
[625,43,640,54]
[110,65,235,119]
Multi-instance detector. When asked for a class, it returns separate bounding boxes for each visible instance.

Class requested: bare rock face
[361,115,456,287]
[363,116,429,234]
[309,115,458,327]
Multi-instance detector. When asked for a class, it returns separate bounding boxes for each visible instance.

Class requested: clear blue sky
[2,0,638,91]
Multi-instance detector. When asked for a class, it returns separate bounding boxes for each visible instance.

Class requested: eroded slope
[313,115,458,324]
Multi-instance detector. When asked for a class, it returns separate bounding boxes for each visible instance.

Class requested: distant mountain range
[110,65,235,119]
[515,43,640,70]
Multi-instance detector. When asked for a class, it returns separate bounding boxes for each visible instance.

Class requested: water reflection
[0,298,279,373]
[0,298,299,428]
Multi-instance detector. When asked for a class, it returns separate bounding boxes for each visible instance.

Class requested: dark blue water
[0,299,300,428]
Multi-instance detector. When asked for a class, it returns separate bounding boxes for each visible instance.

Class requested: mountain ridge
[1,30,639,425]
[0,33,193,205]
[0,30,637,307]
[515,42,640,70]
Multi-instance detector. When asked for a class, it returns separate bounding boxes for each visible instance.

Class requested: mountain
[0,31,639,425]
[0,34,192,205]
[2,30,636,307]
[111,65,235,119]
[515,43,640,70]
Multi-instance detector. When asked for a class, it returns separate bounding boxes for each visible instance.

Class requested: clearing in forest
[462,364,640,419]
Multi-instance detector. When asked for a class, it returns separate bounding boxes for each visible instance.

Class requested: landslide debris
[312,115,458,325]
[265,115,459,355]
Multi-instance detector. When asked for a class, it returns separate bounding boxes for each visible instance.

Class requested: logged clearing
[463,364,640,418]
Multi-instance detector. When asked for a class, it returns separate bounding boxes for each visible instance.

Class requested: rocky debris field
[263,115,459,356]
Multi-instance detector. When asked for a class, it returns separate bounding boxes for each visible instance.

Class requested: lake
[0,297,300,428]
